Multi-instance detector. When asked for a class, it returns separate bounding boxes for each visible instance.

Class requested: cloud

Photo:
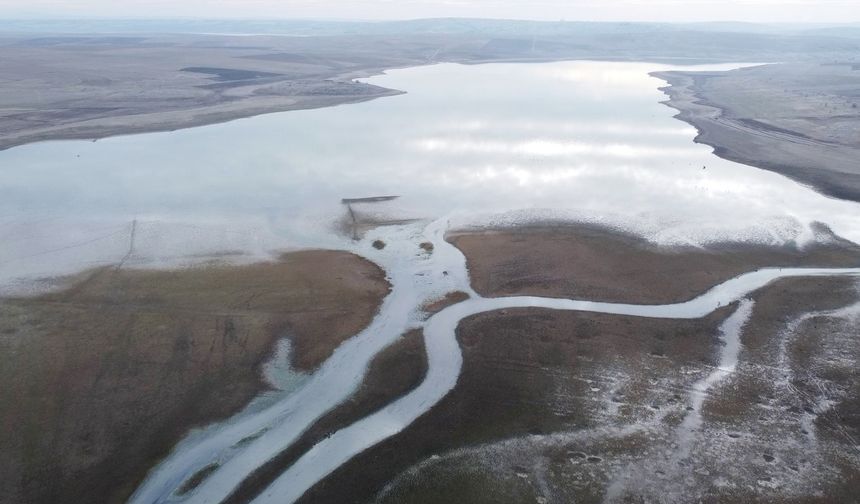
[0,0,857,22]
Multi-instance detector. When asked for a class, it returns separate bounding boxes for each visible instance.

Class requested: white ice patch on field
[262,339,309,393]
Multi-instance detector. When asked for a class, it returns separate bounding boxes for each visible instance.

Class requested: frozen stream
[249,249,860,504]
[128,216,860,504]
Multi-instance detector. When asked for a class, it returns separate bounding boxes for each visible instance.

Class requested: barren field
[295,226,860,503]
[301,305,735,504]
[655,62,860,201]
[0,250,389,504]
[372,279,860,504]
[449,223,860,303]
[0,34,415,151]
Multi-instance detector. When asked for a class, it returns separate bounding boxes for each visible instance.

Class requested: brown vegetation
[0,250,389,504]
[421,291,470,315]
[299,307,730,503]
[449,224,860,303]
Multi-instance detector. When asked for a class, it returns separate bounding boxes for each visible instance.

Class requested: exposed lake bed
[2,59,860,504]
[0,250,390,504]
[655,63,860,202]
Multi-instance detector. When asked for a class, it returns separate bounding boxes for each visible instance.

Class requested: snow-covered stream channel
[128,215,860,504]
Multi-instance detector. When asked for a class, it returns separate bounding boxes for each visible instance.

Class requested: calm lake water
[2,61,859,291]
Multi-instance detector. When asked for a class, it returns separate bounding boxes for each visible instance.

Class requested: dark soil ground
[299,277,860,504]
[449,223,860,303]
[291,226,860,503]
[298,307,732,504]
[0,250,389,504]
[654,64,860,202]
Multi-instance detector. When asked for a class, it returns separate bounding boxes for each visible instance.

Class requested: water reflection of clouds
[537,64,661,88]
[441,118,696,137]
[2,60,860,289]
[412,137,700,158]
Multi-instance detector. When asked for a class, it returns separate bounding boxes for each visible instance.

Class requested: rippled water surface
[2,61,859,289]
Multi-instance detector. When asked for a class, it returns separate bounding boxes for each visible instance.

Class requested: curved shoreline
[9,213,856,504]
[0,85,405,154]
[652,68,860,203]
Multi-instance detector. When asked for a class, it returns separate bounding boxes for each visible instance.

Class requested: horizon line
[1,17,859,26]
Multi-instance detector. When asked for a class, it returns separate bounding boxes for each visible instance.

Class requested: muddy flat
[0,250,389,504]
[655,63,860,201]
[449,223,860,303]
[296,226,860,503]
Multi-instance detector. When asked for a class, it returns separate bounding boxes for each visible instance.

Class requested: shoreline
[652,67,860,203]
[0,56,690,153]
[0,83,404,153]
[0,57,740,153]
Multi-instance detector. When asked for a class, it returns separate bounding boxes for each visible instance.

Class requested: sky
[0,0,858,23]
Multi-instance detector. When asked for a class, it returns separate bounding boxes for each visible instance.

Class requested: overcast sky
[0,0,858,23]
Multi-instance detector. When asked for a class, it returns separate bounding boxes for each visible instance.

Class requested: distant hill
[1,18,859,38]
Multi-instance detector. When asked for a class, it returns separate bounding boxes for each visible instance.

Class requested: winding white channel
[128,219,474,504]
[128,214,860,504]
[250,243,860,504]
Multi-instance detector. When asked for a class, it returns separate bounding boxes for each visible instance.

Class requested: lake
[2,60,859,292]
